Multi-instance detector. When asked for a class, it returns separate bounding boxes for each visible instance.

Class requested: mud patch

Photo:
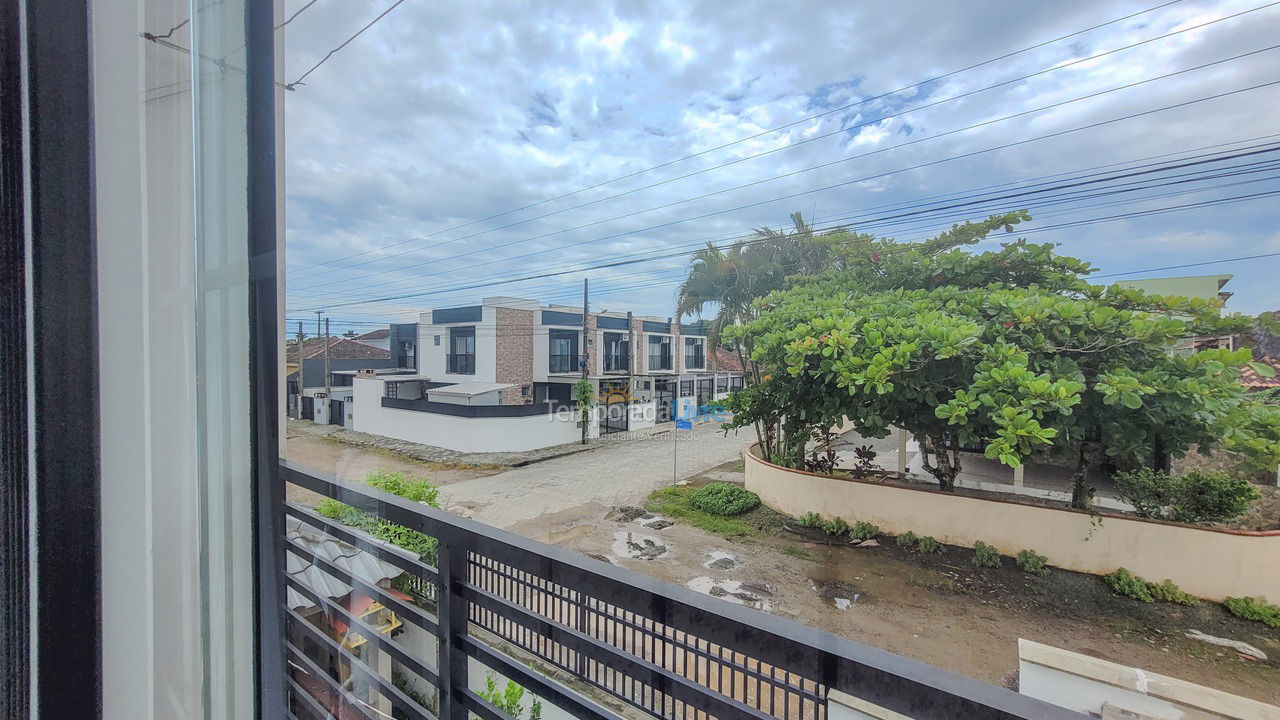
[703,550,740,571]
[611,531,668,560]
[641,517,674,530]
[605,506,650,523]
[812,578,862,609]
[687,577,773,610]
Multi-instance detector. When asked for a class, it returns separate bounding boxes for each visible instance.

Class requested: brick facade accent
[630,318,645,374]
[494,307,535,404]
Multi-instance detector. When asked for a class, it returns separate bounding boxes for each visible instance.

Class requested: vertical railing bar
[435,537,469,720]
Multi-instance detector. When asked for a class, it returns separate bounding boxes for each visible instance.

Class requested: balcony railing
[275,463,1079,720]
[649,354,672,371]
[446,353,475,374]
[603,353,629,373]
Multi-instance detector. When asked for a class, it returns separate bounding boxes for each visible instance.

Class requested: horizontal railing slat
[462,637,629,720]
[286,607,437,720]
[284,536,440,635]
[286,642,378,720]
[286,501,441,584]
[284,572,441,687]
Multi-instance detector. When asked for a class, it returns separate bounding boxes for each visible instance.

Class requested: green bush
[1104,568,1155,603]
[849,521,880,541]
[1224,596,1280,628]
[797,512,822,528]
[1114,468,1259,524]
[915,535,943,553]
[1015,549,1049,576]
[895,531,919,548]
[689,483,760,516]
[819,516,849,536]
[1167,470,1260,524]
[315,471,442,563]
[1149,579,1197,606]
[971,541,1001,568]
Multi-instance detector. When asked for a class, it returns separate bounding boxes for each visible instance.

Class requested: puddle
[811,578,863,609]
[611,531,668,560]
[687,577,772,611]
[640,517,673,530]
[703,550,740,571]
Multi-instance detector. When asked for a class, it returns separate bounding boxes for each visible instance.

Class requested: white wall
[629,402,657,430]
[418,306,497,383]
[353,378,585,453]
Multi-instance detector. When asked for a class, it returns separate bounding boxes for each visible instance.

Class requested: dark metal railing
[549,353,577,374]
[276,462,1082,720]
[446,353,475,374]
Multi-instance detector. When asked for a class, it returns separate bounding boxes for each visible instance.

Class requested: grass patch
[1224,596,1280,628]
[646,486,784,540]
[780,545,820,562]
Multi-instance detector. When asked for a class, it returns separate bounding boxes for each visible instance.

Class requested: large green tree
[726,213,1280,506]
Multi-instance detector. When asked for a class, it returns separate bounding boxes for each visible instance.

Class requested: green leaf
[1248,361,1277,378]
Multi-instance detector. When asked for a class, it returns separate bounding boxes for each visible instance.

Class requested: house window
[604,332,629,372]
[680,380,694,396]
[447,327,476,374]
[648,335,672,370]
[684,337,705,370]
[549,329,579,373]
[716,376,728,393]
[730,376,744,391]
[434,335,441,346]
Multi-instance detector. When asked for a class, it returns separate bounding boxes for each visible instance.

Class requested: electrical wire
[285,0,406,90]
[293,53,1280,299]
[290,1,1277,282]
[289,0,1190,275]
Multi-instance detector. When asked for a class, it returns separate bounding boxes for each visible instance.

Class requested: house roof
[284,517,415,611]
[286,337,390,363]
[356,328,390,341]
[428,382,515,397]
[1241,356,1280,389]
[715,347,747,373]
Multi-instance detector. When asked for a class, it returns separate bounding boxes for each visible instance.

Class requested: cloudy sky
[280,0,1280,334]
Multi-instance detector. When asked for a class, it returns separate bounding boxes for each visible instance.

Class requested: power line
[292,155,1280,310]
[287,140,1280,307]
[290,77,1280,306]
[291,1,1273,282]
[286,0,406,91]
[299,186,1280,312]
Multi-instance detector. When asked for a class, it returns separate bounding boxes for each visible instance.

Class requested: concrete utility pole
[323,317,332,403]
[295,321,305,418]
[581,278,589,445]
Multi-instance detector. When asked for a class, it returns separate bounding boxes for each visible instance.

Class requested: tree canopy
[724,212,1280,506]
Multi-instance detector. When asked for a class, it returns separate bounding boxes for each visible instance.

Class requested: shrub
[849,521,879,541]
[1149,579,1197,606]
[819,516,849,536]
[1104,568,1154,603]
[1224,596,1280,628]
[1167,470,1260,524]
[1015,549,1049,576]
[915,535,943,553]
[314,471,442,563]
[1115,468,1260,524]
[797,512,822,528]
[1114,468,1170,518]
[971,541,1001,568]
[367,470,439,505]
[895,531,919,548]
[689,483,760,516]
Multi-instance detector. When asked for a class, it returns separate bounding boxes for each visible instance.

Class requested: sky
[279,0,1280,335]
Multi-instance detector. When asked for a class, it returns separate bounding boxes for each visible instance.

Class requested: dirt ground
[510,461,1280,706]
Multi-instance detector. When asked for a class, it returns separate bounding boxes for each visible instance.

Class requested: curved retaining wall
[745,445,1280,602]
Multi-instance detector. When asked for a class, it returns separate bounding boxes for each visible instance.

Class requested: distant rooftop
[1112,274,1232,304]
[286,337,390,363]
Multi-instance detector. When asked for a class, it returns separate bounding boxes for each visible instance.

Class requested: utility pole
[581,278,589,445]
[323,317,332,403]
[295,321,305,418]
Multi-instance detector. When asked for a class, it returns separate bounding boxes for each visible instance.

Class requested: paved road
[439,422,754,529]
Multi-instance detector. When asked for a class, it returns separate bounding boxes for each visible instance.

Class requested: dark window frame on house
[603,331,629,372]
[680,380,694,396]
[648,334,672,371]
[730,376,745,391]
[548,328,579,374]
[447,326,476,374]
[716,376,728,393]
[684,336,705,370]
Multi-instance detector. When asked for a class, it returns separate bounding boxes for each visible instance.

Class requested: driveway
[440,422,754,529]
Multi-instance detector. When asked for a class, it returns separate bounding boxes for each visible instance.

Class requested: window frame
[684,336,705,370]
[648,334,672,371]
[447,326,477,375]
[548,328,579,374]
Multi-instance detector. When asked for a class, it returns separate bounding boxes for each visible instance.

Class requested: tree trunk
[1071,442,1100,509]
[918,435,960,491]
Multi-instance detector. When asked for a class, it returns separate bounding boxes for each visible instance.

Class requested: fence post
[436,537,471,720]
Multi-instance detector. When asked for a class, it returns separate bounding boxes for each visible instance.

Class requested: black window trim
[447,326,477,375]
